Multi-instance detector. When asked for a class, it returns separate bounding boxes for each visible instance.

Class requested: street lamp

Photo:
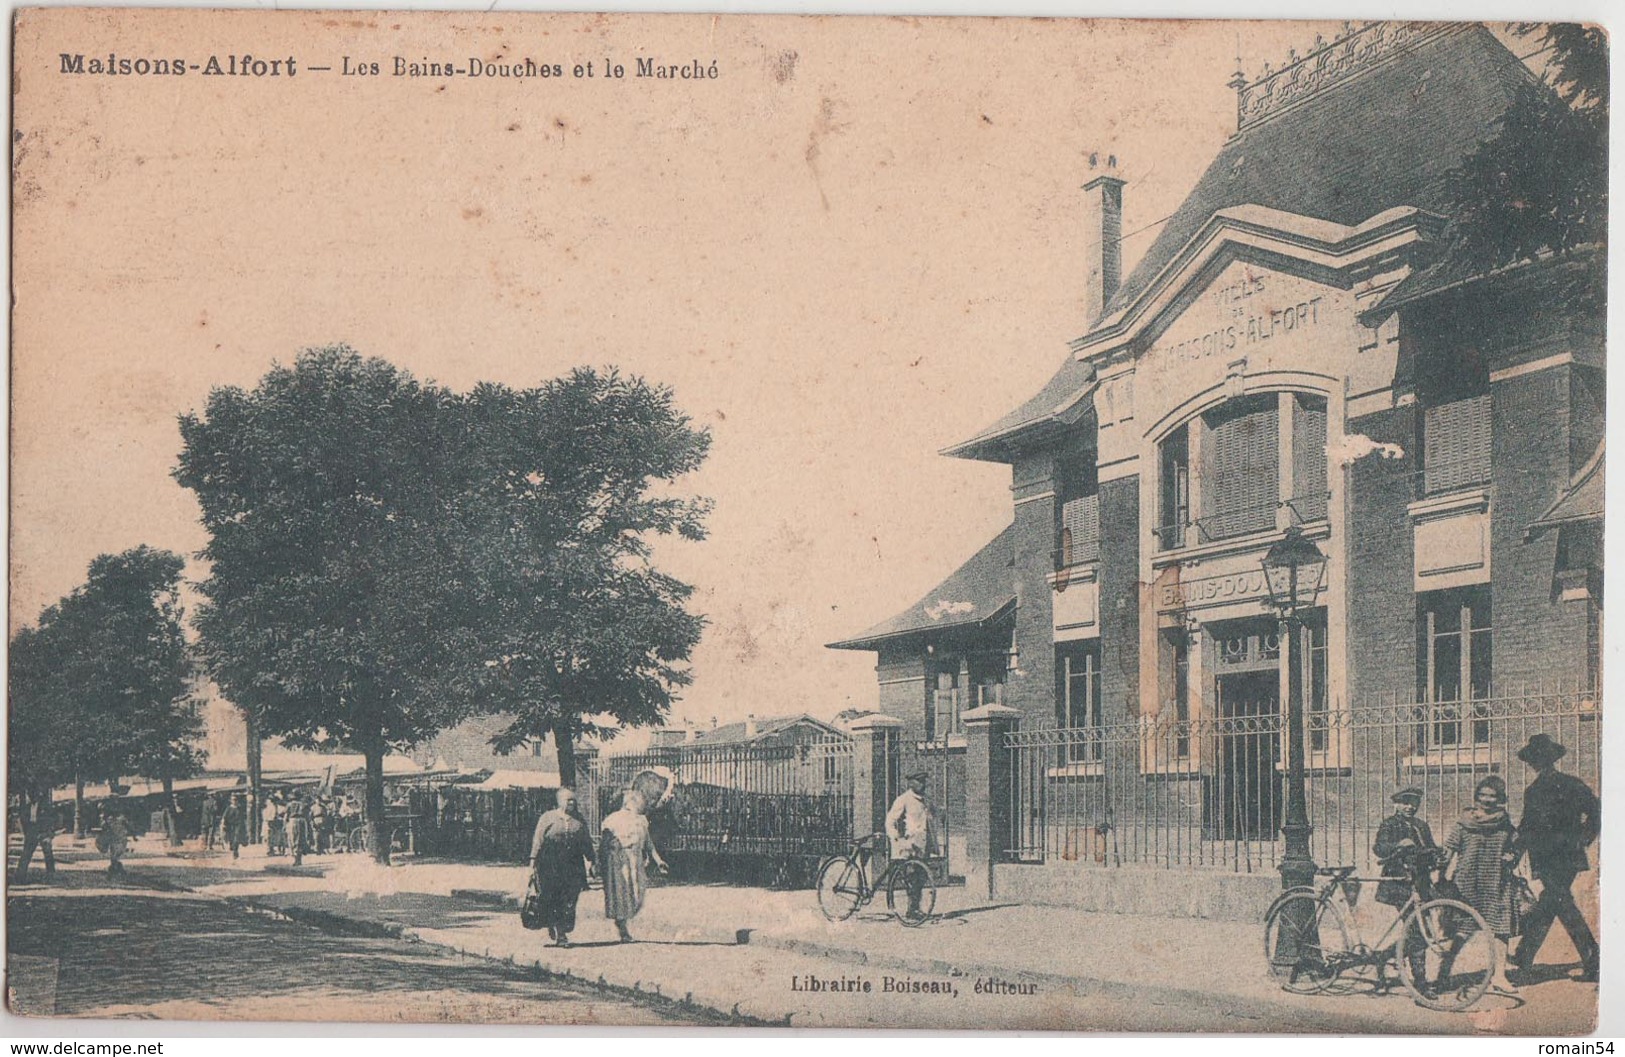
[1261,525,1328,891]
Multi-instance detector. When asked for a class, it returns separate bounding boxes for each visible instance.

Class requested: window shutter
[1205,401,1279,538]
[1060,493,1100,563]
[1292,395,1328,521]
[1423,394,1491,494]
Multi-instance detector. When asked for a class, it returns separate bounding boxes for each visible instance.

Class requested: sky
[9,11,1534,739]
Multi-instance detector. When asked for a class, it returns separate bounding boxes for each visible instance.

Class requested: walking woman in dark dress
[529,788,596,947]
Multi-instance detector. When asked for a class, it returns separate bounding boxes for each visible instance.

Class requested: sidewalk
[33,842,1597,1033]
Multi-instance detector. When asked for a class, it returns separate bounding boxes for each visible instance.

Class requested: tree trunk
[554,723,578,790]
[364,741,389,865]
[245,708,263,843]
[74,776,87,838]
[160,773,182,847]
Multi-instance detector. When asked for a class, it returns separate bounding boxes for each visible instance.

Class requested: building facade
[832,23,1603,878]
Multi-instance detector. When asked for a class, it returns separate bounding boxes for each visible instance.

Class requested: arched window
[1155,391,1329,551]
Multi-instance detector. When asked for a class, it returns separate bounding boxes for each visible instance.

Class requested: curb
[223,892,784,1027]
[119,866,785,1028]
[737,929,1461,1034]
[106,861,1470,1033]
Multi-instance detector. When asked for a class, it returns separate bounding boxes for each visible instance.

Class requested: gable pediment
[1073,204,1442,363]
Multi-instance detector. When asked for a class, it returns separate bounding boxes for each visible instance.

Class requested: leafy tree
[7,547,202,859]
[176,351,712,856]
[8,625,77,813]
[1446,24,1607,274]
[175,347,480,862]
[465,370,711,786]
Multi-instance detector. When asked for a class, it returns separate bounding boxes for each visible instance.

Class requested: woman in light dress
[598,788,668,943]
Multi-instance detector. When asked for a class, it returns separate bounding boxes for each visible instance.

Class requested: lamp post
[1261,525,1328,891]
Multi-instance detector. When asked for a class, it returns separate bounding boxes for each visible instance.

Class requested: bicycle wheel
[1398,898,1497,1012]
[886,859,936,927]
[347,828,367,854]
[816,856,865,921]
[1262,891,1351,994]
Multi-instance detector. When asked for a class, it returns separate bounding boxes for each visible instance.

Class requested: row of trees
[12,349,712,865]
[9,547,203,849]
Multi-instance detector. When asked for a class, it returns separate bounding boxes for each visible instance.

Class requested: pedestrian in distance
[287,794,311,866]
[12,794,59,883]
[599,788,668,943]
[1373,786,1436,997]
[96,806,132,877]
[885,770,938,919]
[1442,775,1521,995]
[222,794,246,860]
[200,794,218,851]
[530,787,597,948]
[264,792,285,855]
[310,795,330,854]
[1509,734,1600,984]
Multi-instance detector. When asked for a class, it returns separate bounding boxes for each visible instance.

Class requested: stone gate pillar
[963,704,1021,902]
[847,714,903,840]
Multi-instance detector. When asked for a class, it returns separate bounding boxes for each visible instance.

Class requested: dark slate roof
[940,354,1096,461]
[827,525,1015,650]
[1370,243,1604,319]
[1531,442,1604,533]
[950,27,1532,464]
[1102,25,1534,323]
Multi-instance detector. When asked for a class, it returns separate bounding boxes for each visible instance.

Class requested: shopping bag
[519,872,546,931]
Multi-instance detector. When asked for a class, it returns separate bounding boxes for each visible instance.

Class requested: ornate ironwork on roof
[1233,21,1457,132]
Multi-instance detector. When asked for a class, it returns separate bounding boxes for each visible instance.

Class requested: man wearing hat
[1511,734,1599,983]
[885,770,937,918]
[1374,786,1436,993]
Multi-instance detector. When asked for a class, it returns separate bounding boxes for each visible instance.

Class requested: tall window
[1422,395,1492,495]
[1291,394,1329,523]
[1158,426,1189,551]
[1056,455,1101,568]
[930,671,961,741]
[1157,629,1191,759]
[1058,643,1103,761]
[1418,587,1492,745]
[1298,611,1329,751]
[1200,394,1280,541]
[1417,346,1490,497]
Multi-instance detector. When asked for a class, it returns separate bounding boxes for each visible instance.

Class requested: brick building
[831,23,1603,882]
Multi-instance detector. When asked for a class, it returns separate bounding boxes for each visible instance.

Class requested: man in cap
[1374,786,1436,995]
[885,770,936,920]
[1510,734,1599,983]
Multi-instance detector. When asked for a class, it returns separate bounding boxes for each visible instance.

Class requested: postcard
[7,9,1606,1034]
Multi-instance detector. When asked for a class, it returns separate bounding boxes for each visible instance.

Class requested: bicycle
[815,833,937,927]
[345,823,409,855]
[1261,848,1499,1012]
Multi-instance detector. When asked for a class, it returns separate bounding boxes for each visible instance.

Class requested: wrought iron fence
[1006,682,1600,874]
[408,784,557,862]
[585,733,855,885]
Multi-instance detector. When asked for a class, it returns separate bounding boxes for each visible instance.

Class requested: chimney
[744,713,758,738]
[1081,153,1124,326]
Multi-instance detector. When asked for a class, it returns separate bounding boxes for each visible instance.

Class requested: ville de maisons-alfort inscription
[8,10,1606,1036]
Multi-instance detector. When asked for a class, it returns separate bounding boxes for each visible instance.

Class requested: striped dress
[599,808,652,922]
[1444,807,1518,937]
